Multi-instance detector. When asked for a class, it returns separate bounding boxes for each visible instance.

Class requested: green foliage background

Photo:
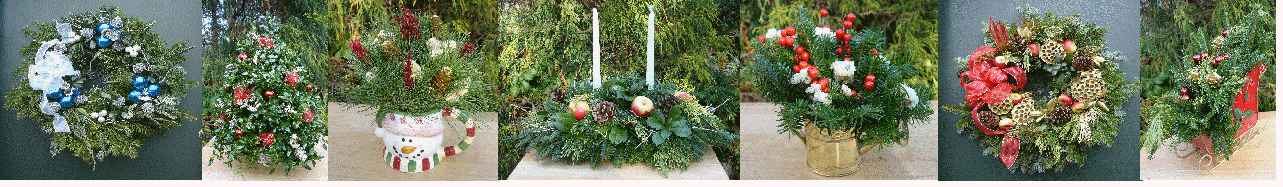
[497,0,742,180]
[1140,0,1275,111]
[740,0,938,99]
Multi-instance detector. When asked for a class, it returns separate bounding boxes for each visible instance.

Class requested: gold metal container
[803,122,861,177]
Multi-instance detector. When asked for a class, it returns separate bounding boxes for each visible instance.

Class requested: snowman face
[381,130,443,160]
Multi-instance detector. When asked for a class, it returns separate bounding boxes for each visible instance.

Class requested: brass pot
[803,122,861,177]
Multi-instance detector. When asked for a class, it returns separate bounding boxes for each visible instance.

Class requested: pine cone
[1072,56,1097,70]
[592,101,618,124]
[548,86,567,103]
[652,94,680,115]
[1071,70,1105,103]
[977,111,1000,129]
[1011,34,1026,47]
[1047,105,1073,124]
[432,66,453,95]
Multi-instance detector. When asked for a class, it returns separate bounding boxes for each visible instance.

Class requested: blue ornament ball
[96,23,113,33]
[97,36,112,48]
[129,90,142,102]
[59,96,74,108]
[71,88,82,96]
[133,76,147,89]
[147,84,161,96]
[46,89,63,99]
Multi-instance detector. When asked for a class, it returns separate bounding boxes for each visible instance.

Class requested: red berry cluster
[1179,87,1191,100]
[1191,52,1230,67]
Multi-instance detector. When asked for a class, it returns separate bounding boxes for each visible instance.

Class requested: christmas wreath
[3,6,194,166]
[747,7,934,147]
[1141,6,1274,160]
[942,8,1137,173]
[204,32,327,174]
[507,75,738,175]
[340,7,498,173]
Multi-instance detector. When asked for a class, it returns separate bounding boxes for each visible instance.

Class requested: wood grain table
[508,149,728,180]
[741,101,938,180]
[1140,111,1276,180]
[327,102,498,181]
[201,142,329,180]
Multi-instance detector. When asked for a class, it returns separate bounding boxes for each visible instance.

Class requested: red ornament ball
[259,133,275,147]
[234,129,244,138]
[264,90,275,99]
[819,9,829,17]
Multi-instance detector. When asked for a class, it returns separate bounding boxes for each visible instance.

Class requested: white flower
[900,84,919,107]
[789,72,811,84]
[831,60,856,84]
[813,91,831,104]
[125,45,141,57]
[805,83,822,93]
[764,28,780,39]
[427,38,445,58]
[813,27,835,38]
[841,85,855,97]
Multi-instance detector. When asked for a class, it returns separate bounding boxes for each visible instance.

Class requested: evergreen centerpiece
[747,6,934,176]
[942,7,1137,173]
[1141,5,1274,160]
[205,32,327,174]
[341,6,499,173]
[4,6,194,166]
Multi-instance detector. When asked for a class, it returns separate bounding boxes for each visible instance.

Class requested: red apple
[631,96,655,117]
[1028,44,1039,56]
[1063,40,1077,54]
[570,100,591,120]
[1072,102,1087,113]
[1009,93,1023,104]
[999,118,1014,129]
[1058,94,1073,106]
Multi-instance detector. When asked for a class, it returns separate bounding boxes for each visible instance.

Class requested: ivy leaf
[652,130,671,145]
[670,120,691,137]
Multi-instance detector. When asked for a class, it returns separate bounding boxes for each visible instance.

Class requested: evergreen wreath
[1141,6,1274,160]
[507,75,738,176]
[204,32,327,174]
[942,7,1138,173]
[4,6,194,166]
[747,6,935,146]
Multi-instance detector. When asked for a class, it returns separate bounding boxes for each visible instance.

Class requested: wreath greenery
[204,32,327,174]
[747,6,934,146]
[507,75,738,176]
[4,6,194,166]
[942,7,1137,173]
[1140,5,1274,160]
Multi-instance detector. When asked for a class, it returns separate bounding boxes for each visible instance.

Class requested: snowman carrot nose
[401,146,418,154]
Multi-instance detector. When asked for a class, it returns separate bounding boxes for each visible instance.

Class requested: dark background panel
[937,0,1140,181]
[1,0,202,180]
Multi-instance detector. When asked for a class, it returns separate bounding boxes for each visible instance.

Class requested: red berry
[836,47,844,55]
[785,27,796,36]
[807,67,819,79]
[264,90,275,99]
[1180,87,1189,95]
[778,37,787,46]
[845,13,856,22]
[865,75,876,82]
[1181,95,1191,100]
[818,78,831,92]
[793,64,804,73]
[799,61,810,67]
[794,55,799,62]
[843,20,853,29]
[306,84,315,92]
[864,81,874,90]
[841,33,851,41]
[844,57,851,61]
[259,133,275,147]
[795,46,805,54]
[758,35,766,43]
[785,37,795,46]
[1222,29,1229,37]
[800,52,810,61]
[238,53,248,60]
[234,129,244,138]
[820,9,829,17]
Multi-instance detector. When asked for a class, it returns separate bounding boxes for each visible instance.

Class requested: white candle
[592,8,601,89]
[646,6,655,89]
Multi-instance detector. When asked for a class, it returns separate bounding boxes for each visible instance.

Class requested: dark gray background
[937,0,1140,181]
[1,0,201,180]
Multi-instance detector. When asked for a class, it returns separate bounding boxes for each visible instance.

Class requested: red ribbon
[961,45,1025,168]
[1000,134,1020,169]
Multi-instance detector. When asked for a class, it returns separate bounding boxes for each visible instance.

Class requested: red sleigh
[1189,64,1267,173]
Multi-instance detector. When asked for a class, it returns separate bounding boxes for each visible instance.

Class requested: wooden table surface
[201,142,329,181]
[1140,111,1276,180]
[508,149,728,180]
[740,101,939,180]
[326,102,498,181]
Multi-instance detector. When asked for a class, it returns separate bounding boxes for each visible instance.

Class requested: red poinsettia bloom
[285,71,301,88]
[349,38,368,61]
[258,37,274,49]
[233,85,251,105]
[398,6,421,40]
[259,133,275,147]
[302,107,315,123]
